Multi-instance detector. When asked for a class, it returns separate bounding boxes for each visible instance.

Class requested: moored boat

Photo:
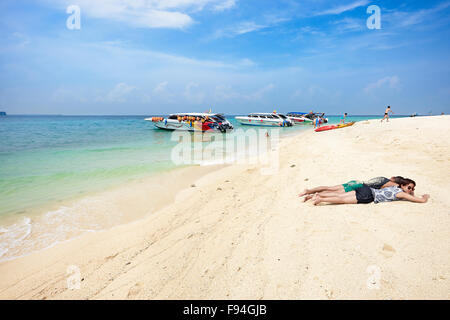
[145,113,234,133]
[235,113,293,127]
[286,112,313,125]
[287,112,328,125]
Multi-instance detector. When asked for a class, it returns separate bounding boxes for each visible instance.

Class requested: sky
[0,0,449,115]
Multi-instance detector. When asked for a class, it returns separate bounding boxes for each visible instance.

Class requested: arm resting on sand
[396,193,430,203]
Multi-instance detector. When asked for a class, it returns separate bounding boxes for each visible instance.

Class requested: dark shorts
[355,185,375,204]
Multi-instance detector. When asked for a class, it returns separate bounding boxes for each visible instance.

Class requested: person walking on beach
[381,106,394,122]
[340,113,347,124]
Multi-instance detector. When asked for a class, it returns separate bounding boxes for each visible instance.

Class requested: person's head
[387,106,391,109]
[399,178,416,194]
[344,113,348,116]
[391,176,405,185]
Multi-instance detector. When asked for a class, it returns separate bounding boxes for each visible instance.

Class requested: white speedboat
[235,113,293,127]
[287,112,328,125]
[145,113,234,133]
[286,112,313,125]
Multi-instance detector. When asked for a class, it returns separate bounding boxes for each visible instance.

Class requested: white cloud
[151,81,174,102]
[234,21,267,35]
[211,21,269,39]
[87,40,235,69]
[331,17,365,33]
[291,85,326,99]
[213,0,236,11]
[184,82,205,104]
[364,76,399,93]
[245,83,275,100]
[47,0,236,29]
[210,12,292,39]
[385,1,450,28]
[100,82,136,102]
[316,0,370,16]
[213,84,238,101]
[153,81,169,93]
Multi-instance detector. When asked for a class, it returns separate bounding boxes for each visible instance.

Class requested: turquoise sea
[0,114,407,260]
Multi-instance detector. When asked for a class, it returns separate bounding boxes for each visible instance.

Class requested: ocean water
[0,114,405,260]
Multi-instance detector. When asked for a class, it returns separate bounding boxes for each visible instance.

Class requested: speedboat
[235,113,293,127]
[286,112,313,125]
[304,112,328,124]
[145,113,234,133]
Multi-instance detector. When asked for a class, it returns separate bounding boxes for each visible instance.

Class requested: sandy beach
[0,115,449,300]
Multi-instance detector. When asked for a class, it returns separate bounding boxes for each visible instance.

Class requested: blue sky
[0,0,449,115]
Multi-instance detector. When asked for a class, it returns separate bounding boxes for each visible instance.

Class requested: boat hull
[288,117,313,125]
[235,117,292,127]
[149,119,233,132]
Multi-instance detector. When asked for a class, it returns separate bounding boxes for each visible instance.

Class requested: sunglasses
[407,186,415,191]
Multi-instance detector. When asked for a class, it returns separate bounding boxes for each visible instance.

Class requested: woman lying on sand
[299,176,403,199]
[302,178,430,205]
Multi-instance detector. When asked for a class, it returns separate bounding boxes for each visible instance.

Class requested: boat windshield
[210,116,222,122]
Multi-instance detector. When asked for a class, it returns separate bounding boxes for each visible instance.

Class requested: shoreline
[0,116,449,299]
[0,163,229,263]
[0,124,308,263]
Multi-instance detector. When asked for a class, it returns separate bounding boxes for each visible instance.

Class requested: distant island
[0,112,6,116]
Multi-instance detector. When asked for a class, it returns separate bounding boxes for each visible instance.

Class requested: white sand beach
[0,116,449,300]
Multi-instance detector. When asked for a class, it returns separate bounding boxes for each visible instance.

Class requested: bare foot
[303,194,314,202]
[298,189,309,197]
[313,194,321,206]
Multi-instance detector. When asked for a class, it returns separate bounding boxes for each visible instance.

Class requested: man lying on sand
[299,176,404,200]
[300,178,430,205]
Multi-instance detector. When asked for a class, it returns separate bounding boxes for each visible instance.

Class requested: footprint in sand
[127,282,143,298]
[381,243,396,258]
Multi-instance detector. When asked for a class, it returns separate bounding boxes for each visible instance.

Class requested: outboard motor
[218,124,226,133]
[219,122,233,132]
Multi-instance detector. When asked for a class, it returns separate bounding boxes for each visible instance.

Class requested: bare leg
[304,191,344,202]
[299,185,344,197]
[313,192,358,206]
[316,191,347,198]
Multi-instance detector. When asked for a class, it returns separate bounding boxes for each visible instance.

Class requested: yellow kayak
[336,122,355,128]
